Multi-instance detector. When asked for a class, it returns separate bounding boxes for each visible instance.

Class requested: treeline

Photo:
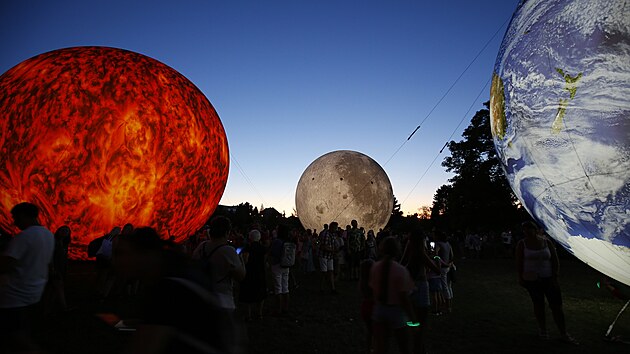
[212,102,528,236]
[429,102,528,233]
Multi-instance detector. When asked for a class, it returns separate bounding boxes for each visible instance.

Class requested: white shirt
[0,225,55,308]
[192,241,243,310]
[523,242,553,278]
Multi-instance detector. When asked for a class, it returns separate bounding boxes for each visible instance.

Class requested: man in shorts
[319,222,338,294]
[269,224,291,314]
[347,220,365,280]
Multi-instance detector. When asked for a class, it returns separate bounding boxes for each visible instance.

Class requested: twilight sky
[0,0,518,216]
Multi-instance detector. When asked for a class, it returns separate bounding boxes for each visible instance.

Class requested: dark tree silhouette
[431,102,523,232]
[385,195,404,230]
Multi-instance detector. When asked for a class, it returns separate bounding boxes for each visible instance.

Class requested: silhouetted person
[96,226,121,301]
[116,227,242,353]
[239,229,267,320]
[335,226,347,281]
[369,237,417,354]
[401,233,440,354]
[46,225,72,312]
[193,216,245,310]
[0,202,54,353]
[268,224,293,314]
[319,222,338,294]
[434,231,454,313]
[516,221,577,344]
[301,229,315,273]
[366,230,378,260]
[348,220,365,280]
[116,223,140,297]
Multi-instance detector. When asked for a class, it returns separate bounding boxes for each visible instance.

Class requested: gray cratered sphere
[295,150,393,233]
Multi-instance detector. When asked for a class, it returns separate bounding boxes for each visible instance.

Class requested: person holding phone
[193,217,245,310]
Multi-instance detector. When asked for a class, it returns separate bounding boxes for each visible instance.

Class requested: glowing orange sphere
[0,47,229,252]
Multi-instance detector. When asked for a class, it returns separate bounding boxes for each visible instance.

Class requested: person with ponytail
[369,237,417,354]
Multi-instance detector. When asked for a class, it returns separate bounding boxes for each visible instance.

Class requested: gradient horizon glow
[0,0,518,219]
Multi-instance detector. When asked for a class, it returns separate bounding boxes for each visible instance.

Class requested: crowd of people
[180,217,460,353]
[0,202,584,353]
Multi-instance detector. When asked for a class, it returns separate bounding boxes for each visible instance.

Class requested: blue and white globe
[490,0,630,285]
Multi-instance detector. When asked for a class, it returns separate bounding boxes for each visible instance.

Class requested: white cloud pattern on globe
[490,0,630,285]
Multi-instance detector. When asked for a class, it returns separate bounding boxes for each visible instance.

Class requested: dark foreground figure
[115,224,244,353]
[0,203,55,353]
[516,221,578,345]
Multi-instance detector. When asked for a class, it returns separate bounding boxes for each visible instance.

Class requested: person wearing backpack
[268,224,294,315]
[192,216,245,311]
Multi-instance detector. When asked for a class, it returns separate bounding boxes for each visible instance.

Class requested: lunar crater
[296,150,393,232]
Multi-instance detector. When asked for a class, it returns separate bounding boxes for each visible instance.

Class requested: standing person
[434,231,454,313]
[316,224,328,269]
[268,224,293,315]
[46,225,72,312]
[359,227,367,255]
[319,222,338,294]
[288,228,300,290]
[335,227,346,281]
[427,246,443,316]
[366,230,378,261]
[348,220,364,280]
[0,203,55,353]
[239,230,267,320]
[116,227,242,354]
[516,221,578,344]
[96,226,121,301]
[301,230,315,273]
[369,237,417,354]
[401,233,441,354]
[116,223,138,297]
[193,216,246,311]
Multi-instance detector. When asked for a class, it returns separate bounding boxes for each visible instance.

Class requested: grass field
[36,257,628,353]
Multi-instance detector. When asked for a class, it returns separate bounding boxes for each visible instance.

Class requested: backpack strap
[201,243,232,284]
[203,242,229,259]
